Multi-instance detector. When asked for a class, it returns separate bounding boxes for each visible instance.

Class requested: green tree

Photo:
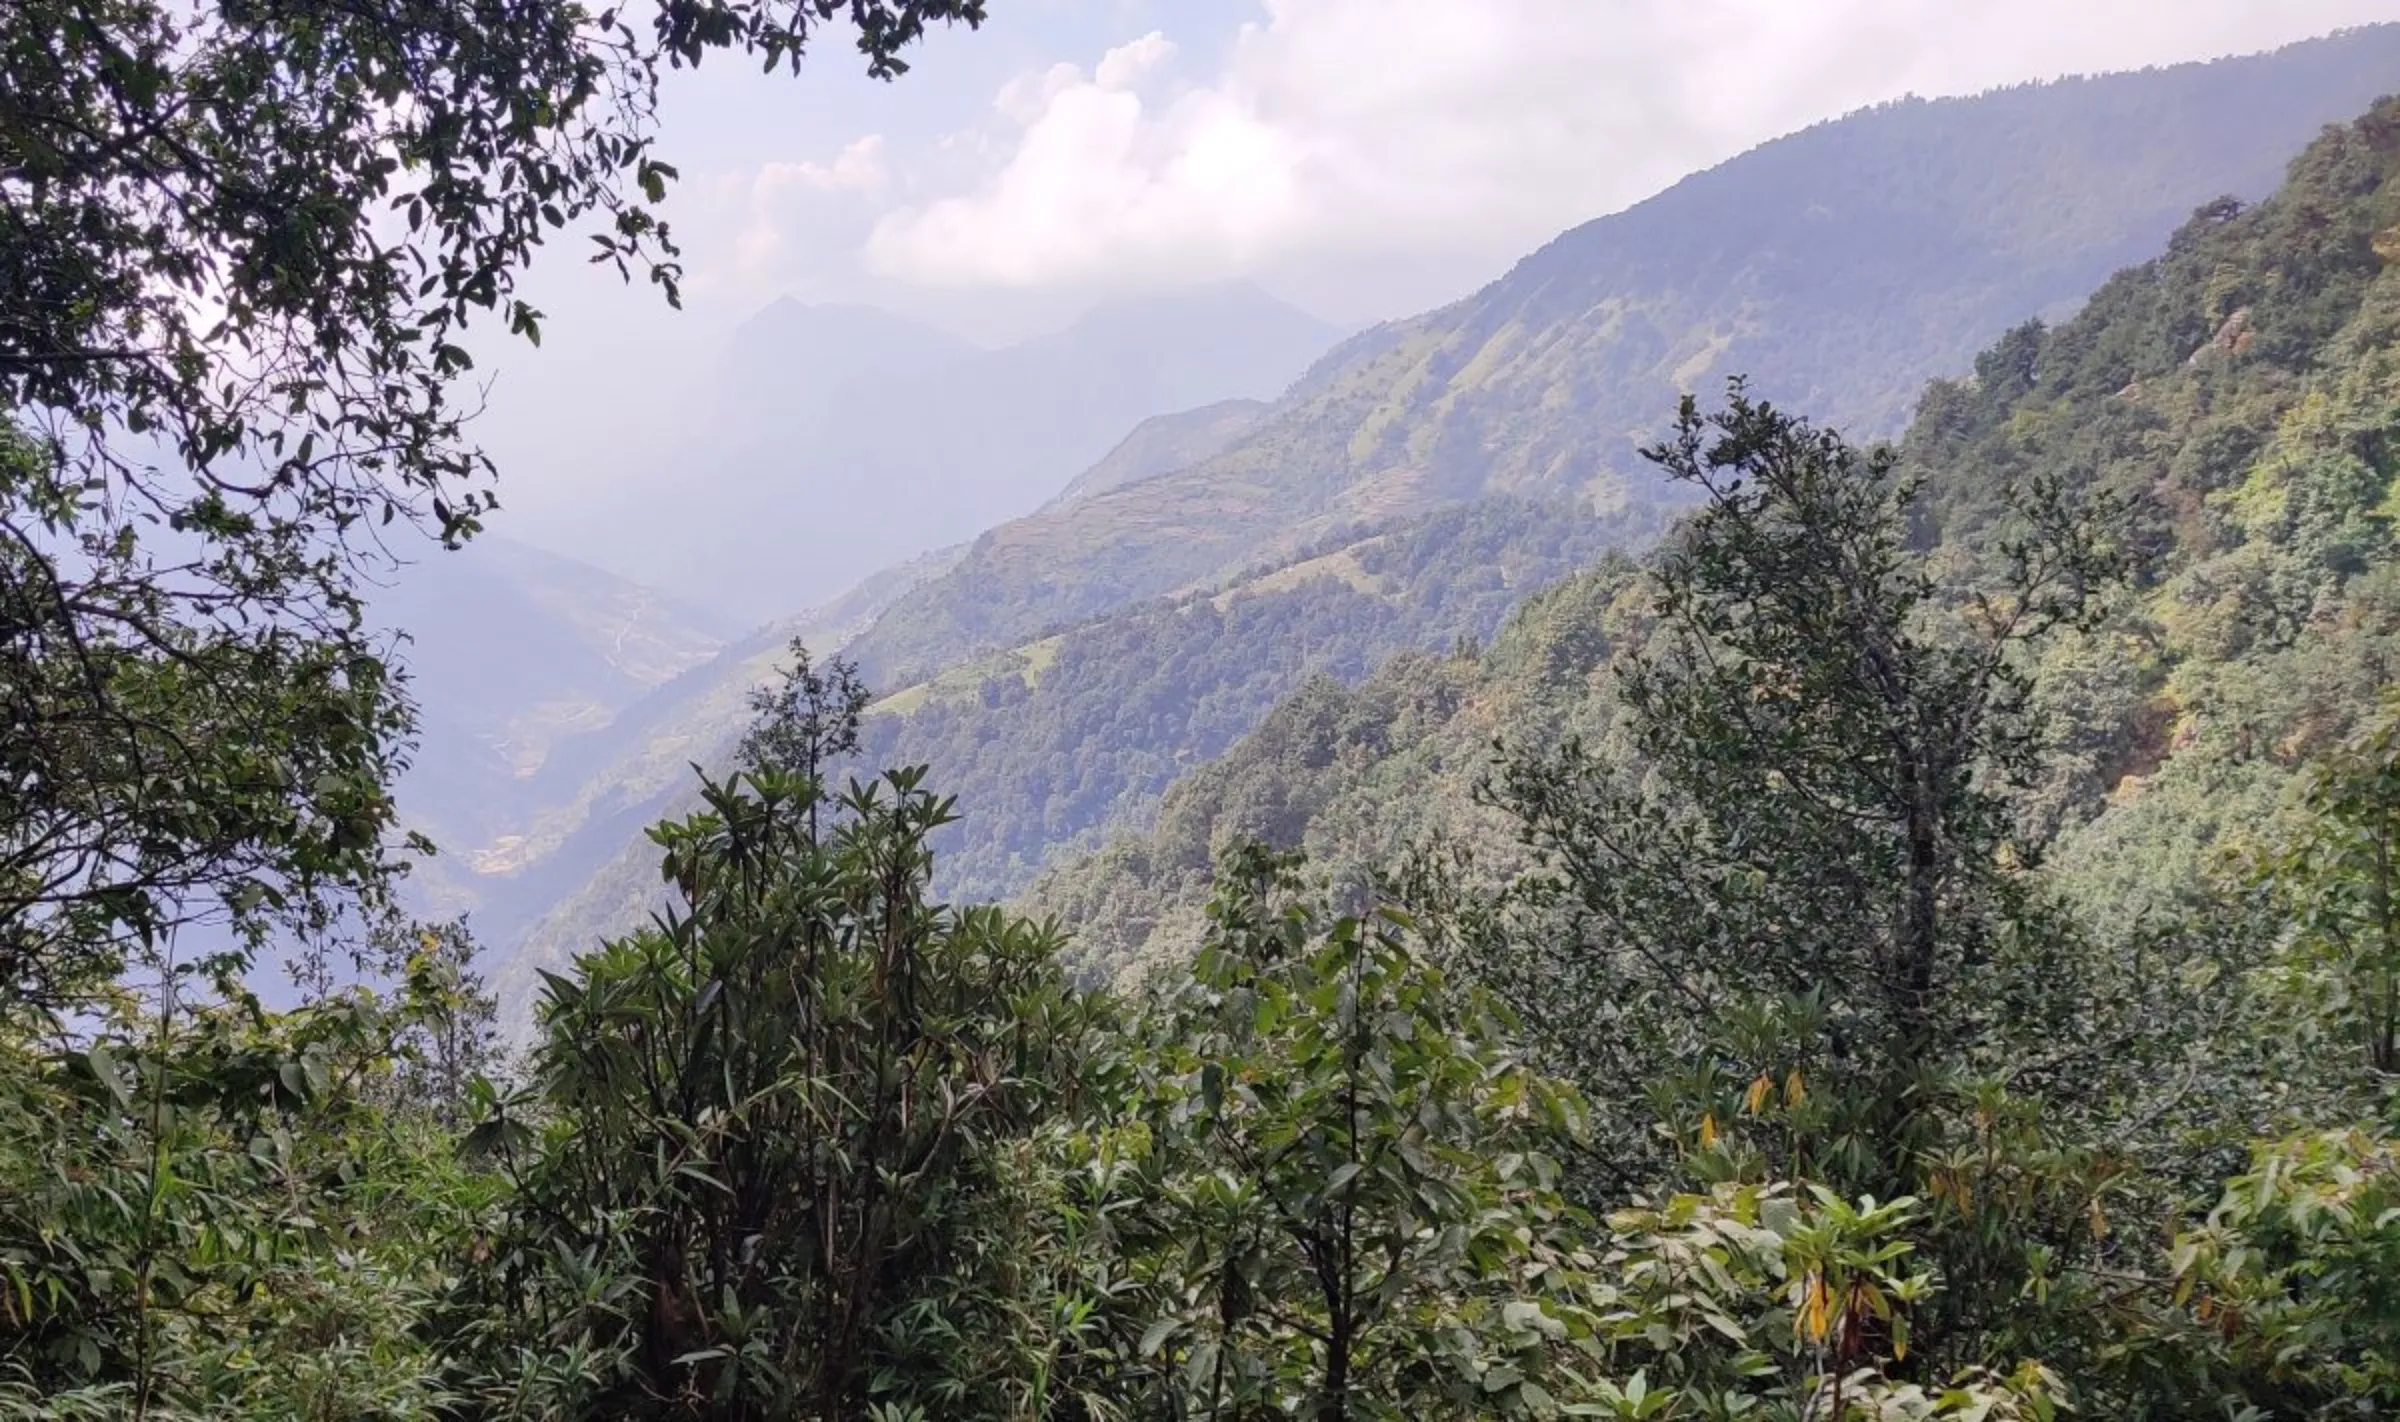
[0,976,501,1418]
[0,0,985,1003]
[1482,384,2119,1187]
[740,639,872,843]
[1459,386,2156,1377]
[1117,847,1603,1422]
[375,915,502,1128]
[2256,692,2400,1083]
[1596,1182,2063,1422]
[2145,1128,2400,1419]
[0,419,419,1006]
[468,685,1107,1417]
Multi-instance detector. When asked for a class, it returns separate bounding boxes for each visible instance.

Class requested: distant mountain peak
[711,297,982,433]
[723,298,977,368]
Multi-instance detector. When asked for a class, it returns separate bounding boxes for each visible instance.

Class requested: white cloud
[787,134,893,195]
[1096,30,1177,91]
[864,30,1302,289]
[681,135,896,296]
[854,0,2399,303]
[996,63,1092,125]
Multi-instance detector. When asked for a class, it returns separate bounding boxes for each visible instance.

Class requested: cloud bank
[825,0,2395,310]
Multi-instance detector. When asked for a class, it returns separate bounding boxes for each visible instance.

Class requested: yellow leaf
[1784,1069,1806,1108]
[1800,1273,1830,1342]
[1745,1074,1773,1116]
[1699,1113,1719,1148]
[1859,1282,1891,1320]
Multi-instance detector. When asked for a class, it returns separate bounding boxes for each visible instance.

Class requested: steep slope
[1048,399,1271,508]
[486,496,1666,1022]
[579,282,1340,617]
[379,537,733,853]
[1029,93,2400,983]
[848,27,2400,689]
[404,543,964,938]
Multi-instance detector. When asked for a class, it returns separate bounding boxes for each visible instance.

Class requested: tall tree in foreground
[1464,384,2164,1372]
[1115,847,1603,1422]
[466,651,1115,1419]
[1484,384,2120,1176]
[0,0,986,1002]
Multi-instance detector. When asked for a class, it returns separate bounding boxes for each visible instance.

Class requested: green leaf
[1139,1317,1180,1357]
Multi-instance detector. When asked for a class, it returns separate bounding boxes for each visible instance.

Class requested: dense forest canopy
[7,2,2400,1416]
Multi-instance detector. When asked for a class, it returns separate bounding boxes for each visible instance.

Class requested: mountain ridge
[1028,88,2400,982]
[564,282,1343,617]
[472,29,2400,1025]
[1048,398,1274,509]
[840,26,2400,691]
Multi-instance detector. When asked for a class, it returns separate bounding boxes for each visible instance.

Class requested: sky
[481,0,2400,539]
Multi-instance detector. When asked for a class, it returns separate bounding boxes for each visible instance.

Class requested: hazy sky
[484,0,2400,535]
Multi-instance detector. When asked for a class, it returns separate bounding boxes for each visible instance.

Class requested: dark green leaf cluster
[0,962,505,1418]
[0,0,985,1002]
[1109,847,1601,1420]
[462,763,1101,1418]
[0,421,418,1005]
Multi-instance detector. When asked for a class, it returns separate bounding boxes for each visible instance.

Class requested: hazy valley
[18,9,2400,1417]
[387,26,2400,1025]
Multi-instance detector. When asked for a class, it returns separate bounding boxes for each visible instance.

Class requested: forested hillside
[488,495,1669,1020]
[1033,86,2400,992]
[845,27,2400,690]
[857,497,1663,898]
[14,0,2400,1411]
[468,28,2400,1015]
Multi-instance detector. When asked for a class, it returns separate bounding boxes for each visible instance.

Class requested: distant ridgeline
[854,494,1671,902]
[476,27,2400,1025]
[1030,91,2400,984]
[488,495,1666,1020]
[838,25,2400,691]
